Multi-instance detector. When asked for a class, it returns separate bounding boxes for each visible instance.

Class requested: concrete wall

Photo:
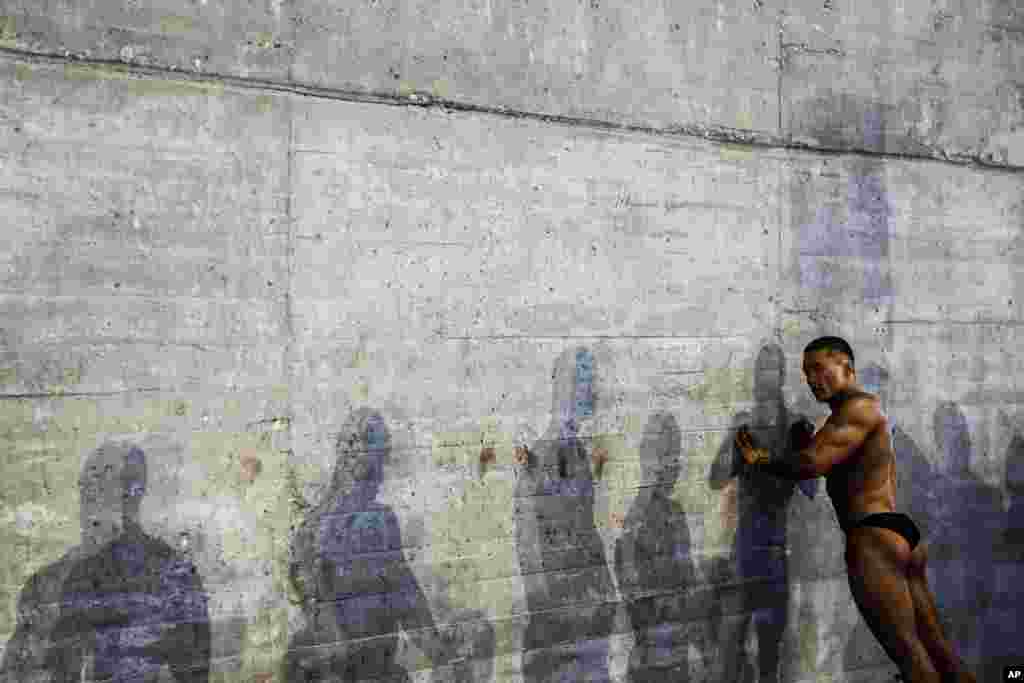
[0,1,1021,681]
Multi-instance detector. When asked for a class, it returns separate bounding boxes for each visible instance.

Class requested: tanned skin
[735,348,976,683]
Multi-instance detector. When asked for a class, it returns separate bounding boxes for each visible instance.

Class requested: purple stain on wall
[846,171,893,304]
[798,109,894,306]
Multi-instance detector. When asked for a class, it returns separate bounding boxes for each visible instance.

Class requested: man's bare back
[735,336,976,683]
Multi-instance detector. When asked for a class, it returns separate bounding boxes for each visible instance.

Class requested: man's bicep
[810,411,871,474]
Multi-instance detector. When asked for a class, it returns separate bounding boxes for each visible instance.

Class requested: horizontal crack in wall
[0,388,163,399]
[1,46,1021,174]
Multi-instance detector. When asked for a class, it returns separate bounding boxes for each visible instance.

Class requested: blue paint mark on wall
[798,110,894,306]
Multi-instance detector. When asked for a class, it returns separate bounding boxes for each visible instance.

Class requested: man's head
[802,336,857,403]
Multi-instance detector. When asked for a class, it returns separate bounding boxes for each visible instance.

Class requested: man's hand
[736,425,771,466]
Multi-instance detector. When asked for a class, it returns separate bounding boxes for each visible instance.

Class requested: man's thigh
[844,527,919,654]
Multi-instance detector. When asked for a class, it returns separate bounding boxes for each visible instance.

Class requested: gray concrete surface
[0,2,1022,681]
[0,1,1021,164]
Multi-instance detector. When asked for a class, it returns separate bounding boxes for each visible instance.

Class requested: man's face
[802,349,854,402]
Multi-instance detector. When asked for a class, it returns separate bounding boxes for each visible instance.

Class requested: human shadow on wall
[417,573,496,683]
[841,363,942,672]
[781,423,833,681]
[284,408,469,682]
[614,413,701,681]
[707,343,814,683]
[927,401,1003,671]
[1,442,212,682]
[982,421,1024,680]
[514,347,616,683]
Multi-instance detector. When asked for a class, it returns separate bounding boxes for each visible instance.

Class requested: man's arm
[736,397,877,480]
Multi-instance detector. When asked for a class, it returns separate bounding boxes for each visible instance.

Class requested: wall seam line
[1,47,1021,174]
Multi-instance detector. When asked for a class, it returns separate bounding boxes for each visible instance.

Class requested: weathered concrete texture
[0,0,779,138]
[0,56,295,679]
[779,0,1024,165]
[0,31,1022,683]
[1,1,1021,165]
[287,0,778,136]
[0,1,290,80]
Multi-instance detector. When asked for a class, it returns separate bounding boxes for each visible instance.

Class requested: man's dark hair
[804,336,855,368]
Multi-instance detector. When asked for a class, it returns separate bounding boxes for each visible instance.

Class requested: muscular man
[735,336,976,683]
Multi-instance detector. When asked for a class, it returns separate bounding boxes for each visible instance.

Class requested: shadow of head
[639,412,682,488]
[79,442,146,543]
[332,407,392,499]
[753,343,785,404]
[933,401,971,474]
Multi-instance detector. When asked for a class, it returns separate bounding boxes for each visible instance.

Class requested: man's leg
[906,543,977,683]
[845,526,939,683]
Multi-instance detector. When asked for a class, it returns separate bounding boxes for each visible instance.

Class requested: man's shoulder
[836,390,881,412]
[834,391,884,426]
[841,388,879,402]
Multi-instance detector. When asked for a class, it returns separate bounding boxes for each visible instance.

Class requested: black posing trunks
[842,512,921,550]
